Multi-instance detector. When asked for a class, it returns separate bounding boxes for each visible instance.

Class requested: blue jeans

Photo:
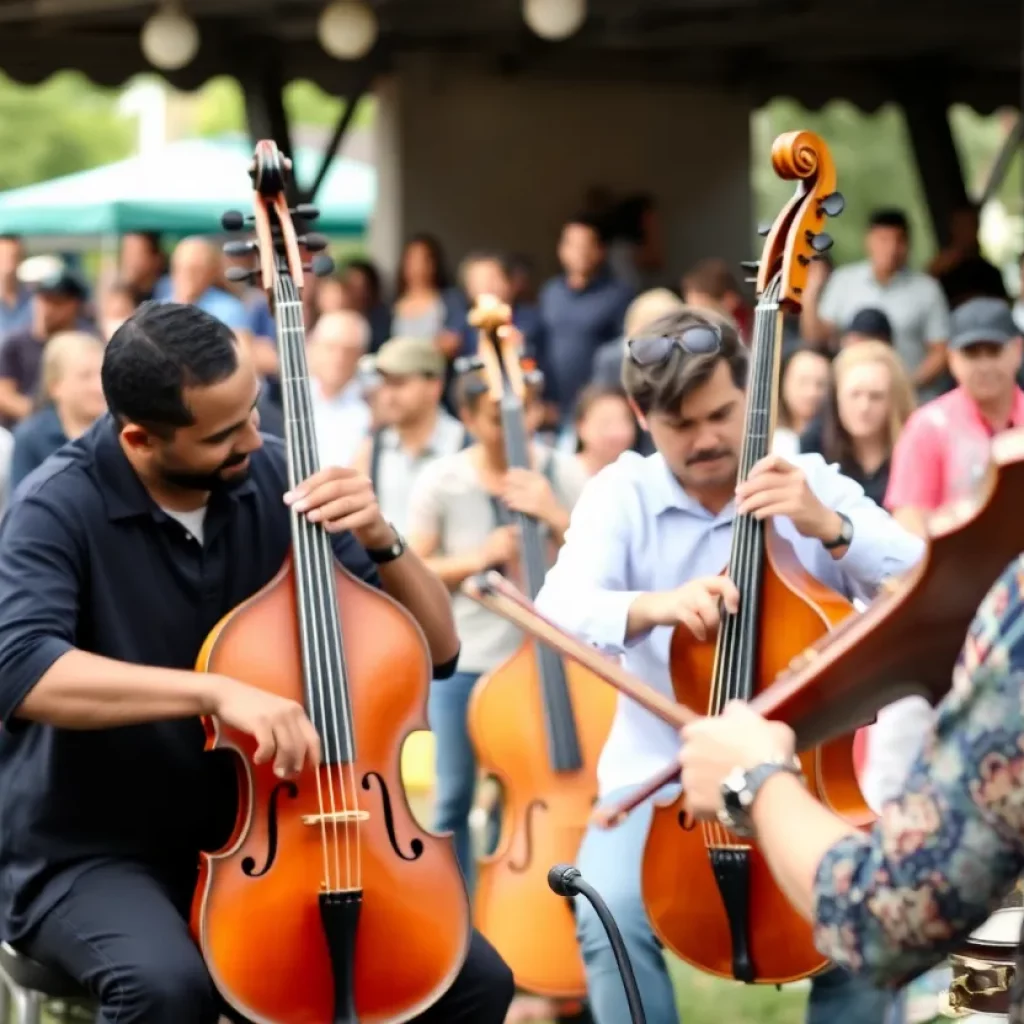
[807,967,892,1024]
[427,671,500,887]
[577,788,893,1024]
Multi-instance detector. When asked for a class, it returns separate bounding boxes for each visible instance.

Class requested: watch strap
[718,755,803,837]
[822,511,853,551]
[364,526,406,565]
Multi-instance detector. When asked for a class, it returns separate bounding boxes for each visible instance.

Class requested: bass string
[277,268,362,894]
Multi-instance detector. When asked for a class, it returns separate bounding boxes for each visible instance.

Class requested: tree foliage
[193,76,374,138]
[753,100,1021,269]
[0,71,133,191]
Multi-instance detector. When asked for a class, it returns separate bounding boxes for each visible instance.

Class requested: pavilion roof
[0,0,1017,112]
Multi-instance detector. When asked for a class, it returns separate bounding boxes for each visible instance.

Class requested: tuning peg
[809,232,834,254]
[819,192,845,217]
[221,210,250,232]
[306,254,335,278]
[453,356,484,375]
[223,240,257,258]
[298,233,328,252]
[292,203,320,222]
[756,222,772,237]
[225,266,257,284]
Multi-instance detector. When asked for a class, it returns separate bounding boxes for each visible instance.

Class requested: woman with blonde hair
[10,331,106,489]
[814,340,915,506]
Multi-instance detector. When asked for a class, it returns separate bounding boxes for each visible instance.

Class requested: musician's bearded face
[635,359,744,494]
[122,363,265,495]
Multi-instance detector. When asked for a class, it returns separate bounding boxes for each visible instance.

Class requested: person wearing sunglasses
[534,307,924,1024]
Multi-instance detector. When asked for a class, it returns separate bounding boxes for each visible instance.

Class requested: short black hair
[124,231,163,254]
[868,208,909,233]
[564,213,607,244]
[102,301,239,438]
[0,233,21,244]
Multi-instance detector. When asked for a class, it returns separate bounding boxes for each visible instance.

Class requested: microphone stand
[548,864,647,1024]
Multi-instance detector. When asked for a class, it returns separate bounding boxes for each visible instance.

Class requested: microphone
[547,864,647,1024]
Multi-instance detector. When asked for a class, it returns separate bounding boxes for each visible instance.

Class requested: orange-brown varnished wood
[192,562,470,1024]
[643,528,870,983]
[467,641,616,998]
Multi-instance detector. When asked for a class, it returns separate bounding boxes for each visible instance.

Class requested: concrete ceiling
[0,0,1018,112]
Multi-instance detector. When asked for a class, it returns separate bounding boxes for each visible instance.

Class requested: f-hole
[242,780,299,878]
[363,771,424,861]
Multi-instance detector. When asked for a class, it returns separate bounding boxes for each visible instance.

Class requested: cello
[458,297,616,1000]
[191,140,470,1024]
[484,130,869,988]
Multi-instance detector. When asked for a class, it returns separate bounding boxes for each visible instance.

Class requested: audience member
[928,202,1008,309]
[801,208,950,398]
[10,331,106,488]
[539,214,634,432]
[809,341,915,506]
[772,348,829,457]
[0,265,91,427]
[573,384,638,477]
[0,234,31,337]
[306,309,372,468]
[885,296,1023,535]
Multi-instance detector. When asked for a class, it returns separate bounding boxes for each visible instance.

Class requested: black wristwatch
[364,526,406,565]
[822,512,853,551]
[717,754,804,838]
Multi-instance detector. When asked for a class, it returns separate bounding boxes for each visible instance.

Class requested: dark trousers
[21,859,513,1024]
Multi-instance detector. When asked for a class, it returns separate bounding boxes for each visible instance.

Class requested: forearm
[625,592,668,641]
[17,649,213,728]
[0,384,30,422]
[423,551,487,591]
[545,505,571,546]
[751,772,859,919]
[379,550,459,665]
[913,347,947,385]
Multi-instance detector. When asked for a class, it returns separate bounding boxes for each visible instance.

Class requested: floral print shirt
[813,553,1024,1020]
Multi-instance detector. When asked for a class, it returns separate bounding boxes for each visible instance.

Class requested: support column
[898,82,968,247]
[369,54,753,284]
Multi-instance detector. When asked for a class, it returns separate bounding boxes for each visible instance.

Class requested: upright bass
[459,298,616,1000]
[484,131,870,987]
[191,141,470,1024]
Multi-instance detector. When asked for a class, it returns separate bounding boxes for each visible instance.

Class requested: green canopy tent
[0,136,374,237]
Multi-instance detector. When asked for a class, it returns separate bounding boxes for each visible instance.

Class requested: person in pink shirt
[884,296,1024,536]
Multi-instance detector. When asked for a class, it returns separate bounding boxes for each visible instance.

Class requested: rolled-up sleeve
[0,496,82,722]
[803,455,925,600]
[812,560,1024,986]
[535,465,644,654]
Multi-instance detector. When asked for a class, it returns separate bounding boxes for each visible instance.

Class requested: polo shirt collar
[92,415,256,522]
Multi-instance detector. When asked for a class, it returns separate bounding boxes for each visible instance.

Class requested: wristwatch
[822,512,854,551]
[364,525,407,565]
[717,754,804,838]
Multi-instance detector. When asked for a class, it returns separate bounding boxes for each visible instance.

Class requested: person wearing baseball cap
[0,264,94,428]
[352,337,466,531]
[885,297,1024,536]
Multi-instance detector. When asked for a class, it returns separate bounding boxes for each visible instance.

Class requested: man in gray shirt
[801,208,950,399]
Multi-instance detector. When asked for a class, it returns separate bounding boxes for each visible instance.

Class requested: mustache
[686,448,732,466]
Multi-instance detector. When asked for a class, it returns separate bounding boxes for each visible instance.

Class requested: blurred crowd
[0,196,1020,529]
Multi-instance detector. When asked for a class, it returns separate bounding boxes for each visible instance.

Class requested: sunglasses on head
[627,324,722,367]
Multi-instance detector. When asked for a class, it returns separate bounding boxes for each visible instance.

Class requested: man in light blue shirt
[535,307,924,1024]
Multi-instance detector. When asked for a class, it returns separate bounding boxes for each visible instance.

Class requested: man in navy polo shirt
[0,302,513,1023]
